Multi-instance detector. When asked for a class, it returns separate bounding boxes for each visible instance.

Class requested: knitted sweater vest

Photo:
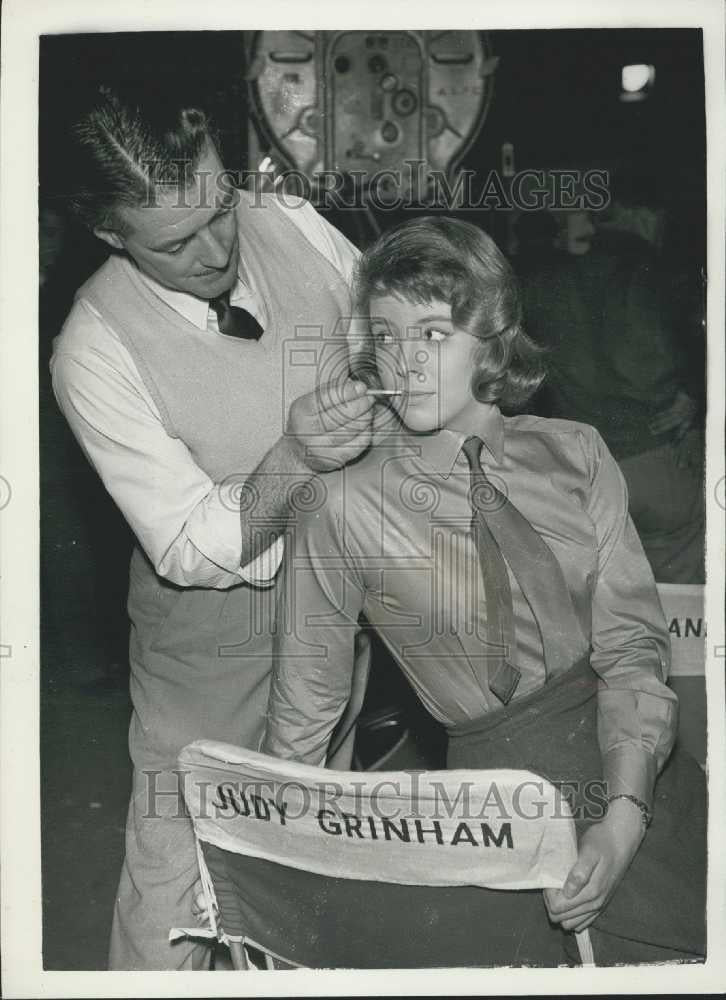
[77,192,353,483]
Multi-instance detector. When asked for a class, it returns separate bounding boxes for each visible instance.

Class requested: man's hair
[70,87,216,234]
[353,216,546,410]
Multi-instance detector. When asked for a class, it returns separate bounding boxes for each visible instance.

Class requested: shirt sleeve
[585,425,678,810]
[262,482,366,765]
[51,333,282,590]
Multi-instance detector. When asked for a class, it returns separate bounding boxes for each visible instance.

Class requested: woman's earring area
[471,369,490,403]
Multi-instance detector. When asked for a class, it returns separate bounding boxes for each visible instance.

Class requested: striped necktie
[461,436,587,705]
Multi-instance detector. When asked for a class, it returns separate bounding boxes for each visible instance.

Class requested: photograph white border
[2,0,724,996]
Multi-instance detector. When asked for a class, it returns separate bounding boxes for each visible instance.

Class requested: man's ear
[93,227,125,250]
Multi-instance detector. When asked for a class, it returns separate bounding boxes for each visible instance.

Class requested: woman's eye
[424,327,448,342]
[165,243,185,256]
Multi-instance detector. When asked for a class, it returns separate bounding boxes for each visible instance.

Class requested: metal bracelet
[606,793,652,829]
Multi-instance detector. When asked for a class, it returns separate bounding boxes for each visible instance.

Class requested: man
[519,208,705,584]
[51,90,376,970]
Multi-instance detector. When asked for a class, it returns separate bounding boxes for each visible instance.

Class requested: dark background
[39,28,706,969]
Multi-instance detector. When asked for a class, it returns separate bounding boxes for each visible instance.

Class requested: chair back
[174,740,593,967]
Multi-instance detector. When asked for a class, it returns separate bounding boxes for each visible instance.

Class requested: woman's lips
[390,386,436,406]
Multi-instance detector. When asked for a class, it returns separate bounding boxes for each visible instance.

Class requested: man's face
[370,293,486,434]
[99,143,240,299]
[558,211,596,256]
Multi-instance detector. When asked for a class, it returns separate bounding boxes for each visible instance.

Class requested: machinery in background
[243,32,500,741]
[245,30,498,221]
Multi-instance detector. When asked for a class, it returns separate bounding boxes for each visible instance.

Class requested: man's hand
[234,389,394,567]
[648,389,697,442]
[671,426,705,472]
[287,377,377,473]
[543,798,645,933]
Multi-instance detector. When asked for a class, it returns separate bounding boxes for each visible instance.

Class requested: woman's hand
[543,798,646,933]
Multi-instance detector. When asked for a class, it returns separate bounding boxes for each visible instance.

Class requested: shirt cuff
[238,535,285,587]
[166,486,284,588]
[601,743,658,812]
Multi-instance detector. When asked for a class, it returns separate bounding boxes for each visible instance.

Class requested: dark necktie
[461,436,587,705]
[210,292,264,340]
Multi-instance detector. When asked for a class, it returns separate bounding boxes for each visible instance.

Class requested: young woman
[261,217,705,966]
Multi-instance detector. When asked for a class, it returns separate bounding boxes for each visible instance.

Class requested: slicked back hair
[70,88,216,234]
[354,216,546,411]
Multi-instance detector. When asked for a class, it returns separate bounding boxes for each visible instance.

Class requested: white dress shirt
[51,198,359,589]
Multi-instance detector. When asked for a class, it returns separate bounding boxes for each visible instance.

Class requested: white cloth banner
[656,583,705,677]
[176,740,579,891]
[171,740,594,964]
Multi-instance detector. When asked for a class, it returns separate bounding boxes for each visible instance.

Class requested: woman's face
[369,292,488,433]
